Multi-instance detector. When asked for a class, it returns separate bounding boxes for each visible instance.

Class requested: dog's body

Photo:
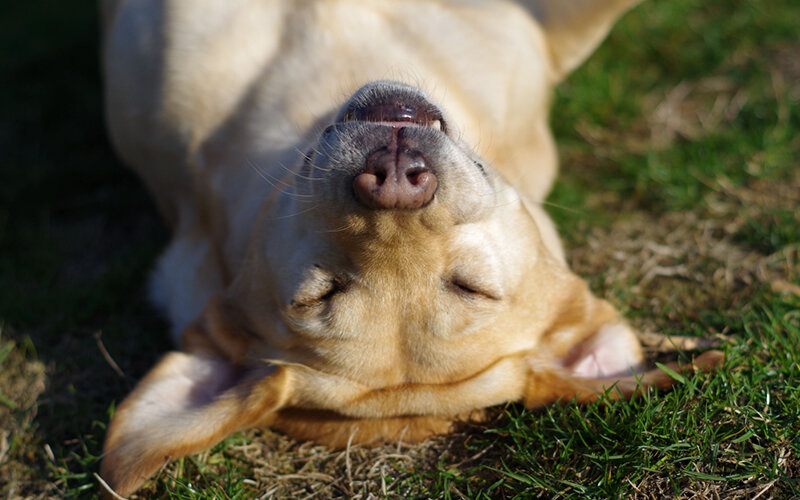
[99,0,721,496]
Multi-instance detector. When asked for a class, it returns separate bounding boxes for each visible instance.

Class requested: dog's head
[217,81,583,387]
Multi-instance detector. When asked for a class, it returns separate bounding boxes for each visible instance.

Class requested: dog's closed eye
[447,277,500,301]
[292,268,347,309]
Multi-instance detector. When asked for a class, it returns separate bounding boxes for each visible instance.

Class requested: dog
[99,0,722,496]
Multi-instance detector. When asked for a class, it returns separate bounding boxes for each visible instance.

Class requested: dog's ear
[523,285,724,406]
[521,0,641,79]
[524,347,724,407]
[99,352,290,497]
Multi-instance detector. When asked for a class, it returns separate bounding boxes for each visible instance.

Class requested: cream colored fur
[99,1,722,496]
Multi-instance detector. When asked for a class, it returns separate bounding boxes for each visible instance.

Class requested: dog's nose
[352,127,438,210]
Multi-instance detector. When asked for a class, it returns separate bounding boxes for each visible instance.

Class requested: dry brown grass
[134,419,508,499]
[569,170,799,330]
[0,333,48,499]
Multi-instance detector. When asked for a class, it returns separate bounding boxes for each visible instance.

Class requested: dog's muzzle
[336,82,448,210]
[350,126,438,210]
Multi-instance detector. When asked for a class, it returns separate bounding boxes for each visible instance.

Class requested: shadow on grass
[0,2,171,495]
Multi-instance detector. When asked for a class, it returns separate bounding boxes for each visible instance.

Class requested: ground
[0,0,798,498]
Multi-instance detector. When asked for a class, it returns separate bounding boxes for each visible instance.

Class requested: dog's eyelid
[447,277,501,301]
[291,270,348,308]
[319,285,338,301]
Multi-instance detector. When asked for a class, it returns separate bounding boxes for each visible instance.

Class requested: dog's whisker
[247,158,316,200]
[297,144,328,160]
[276,160,323,182]
[489,198,522,210]
[536,200,586,215]
[310,164,333,176]
[292,146,320,166]
[318,134,338,154]
[293,144,335,174]
[318,222,357,234]
[266,203,321,220]
[248,159,297,190]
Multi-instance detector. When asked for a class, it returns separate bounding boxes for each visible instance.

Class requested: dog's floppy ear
[521,0,642,79]
[525,329,724,407]
[523,284,724,406]
[99,352,291,497]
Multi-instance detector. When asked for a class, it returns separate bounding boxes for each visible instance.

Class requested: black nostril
[373,168,387,185]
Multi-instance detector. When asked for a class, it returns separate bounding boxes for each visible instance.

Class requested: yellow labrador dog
[99,0,722,495]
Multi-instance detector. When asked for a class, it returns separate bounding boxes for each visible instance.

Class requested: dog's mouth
[338,103,446,133]
[334,81,448,134]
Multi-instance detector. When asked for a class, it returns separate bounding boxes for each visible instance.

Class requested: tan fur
[270,409,483,449]
[100,1,722,496]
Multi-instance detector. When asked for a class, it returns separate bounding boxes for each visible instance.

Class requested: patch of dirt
[577,43,800,156]
[646,77,748,148]
[0,332,53,499]
[135,421,504,499]
[574,76,750,155]
[568,170,800,334]
[771,43,800,100]
[633,474,793,500]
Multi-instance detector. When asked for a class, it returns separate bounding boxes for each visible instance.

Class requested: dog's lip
[344,120,442,130]
[339,104,446,133]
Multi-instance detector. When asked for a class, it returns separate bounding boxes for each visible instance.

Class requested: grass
[1,0,798,498]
